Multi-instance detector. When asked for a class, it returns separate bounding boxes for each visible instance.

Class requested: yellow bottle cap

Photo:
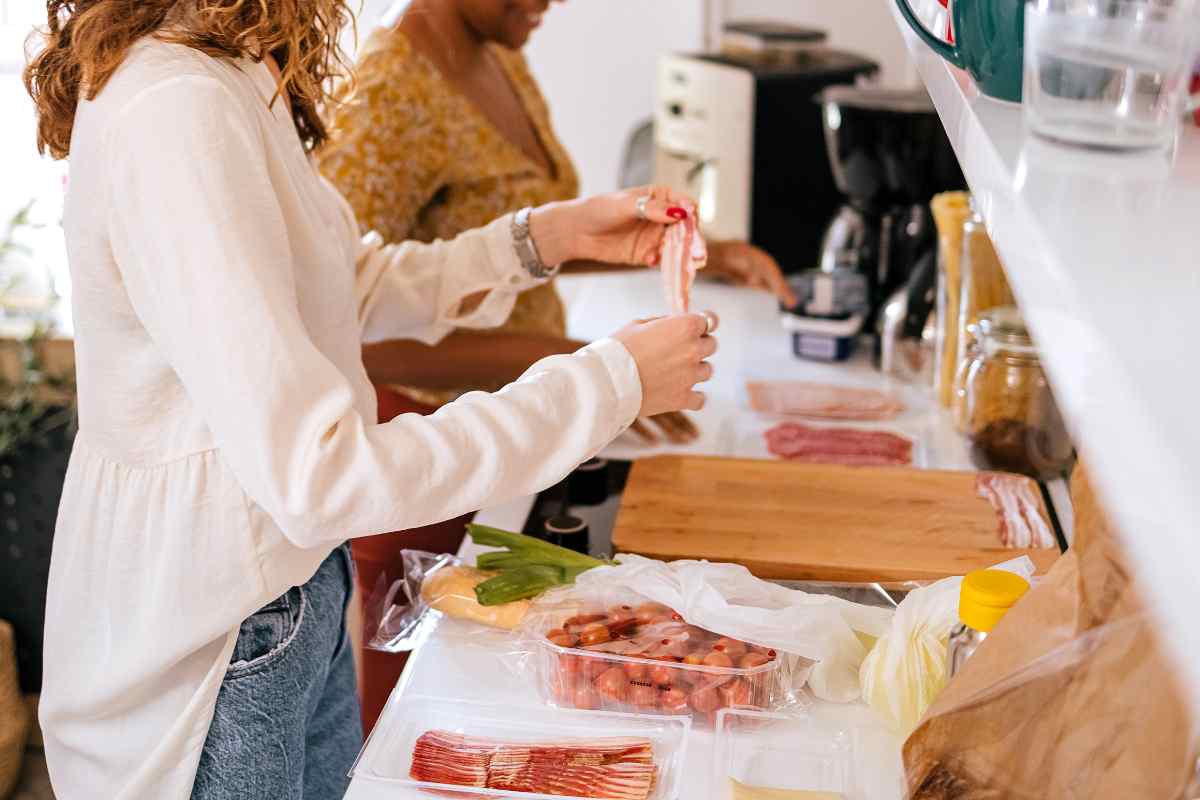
[959,569,1030,633]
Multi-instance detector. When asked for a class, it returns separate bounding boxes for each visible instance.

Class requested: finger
[629,418,658,443]
[662,418,698,444]
[758,258,797,306]
[684,391,706,412]
[695,361,715,383]
[658,411,697,439]
[630,186,695,225]
[696,334,718,360]
[666,412,700,439]
[682,311,719,338]
[652,414,693,444]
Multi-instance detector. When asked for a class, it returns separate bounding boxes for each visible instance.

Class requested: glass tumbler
[1024,0,1200,150]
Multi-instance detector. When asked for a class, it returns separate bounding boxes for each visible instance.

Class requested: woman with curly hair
[23,1,717,797]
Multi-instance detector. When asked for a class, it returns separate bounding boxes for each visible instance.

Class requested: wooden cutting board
[611,455,1061,583]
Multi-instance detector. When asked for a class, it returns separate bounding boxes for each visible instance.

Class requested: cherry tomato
[660,688,689,714]
[718,678,753,708]
[551,672,576,704]
[739,652,771,669]
[689,686,722,713]
[573,686,601,710]
[546,629,578,648]
[648,664,675,688]
[581,658,608,682]
[608,605,636,623]
[683,652,705,666]
[634,602,673,625]
[578,623,612,647]
[594,667,629,702]
[622,660,649,681]
[712,638,748,658]
[607,617,639,637]
[558,654,582,676]
[702,651,734,669]
[564,613,608,632]
[629,684,659,708]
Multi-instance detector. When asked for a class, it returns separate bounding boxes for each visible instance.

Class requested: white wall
[524,0,705,198]
[523,0,915,197]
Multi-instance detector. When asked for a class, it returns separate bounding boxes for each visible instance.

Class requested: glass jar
[952,206,1015,431]
[962,307,1074,480]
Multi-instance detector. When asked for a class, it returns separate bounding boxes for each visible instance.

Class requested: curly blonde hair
[24,0,356,159]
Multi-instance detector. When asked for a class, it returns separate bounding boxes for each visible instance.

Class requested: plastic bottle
[948,569,1031,677]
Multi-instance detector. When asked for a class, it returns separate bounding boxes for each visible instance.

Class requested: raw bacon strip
[411,731,658,800]
[975,472,1056,549]
[764,422,913,466]
[746,380,904,420]
[660,209,707,314]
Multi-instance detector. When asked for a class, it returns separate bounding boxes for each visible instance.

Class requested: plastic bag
[858,556,1035,735]
[364,550,531,653]
[510,554,895,707]
[904,465,1200,798]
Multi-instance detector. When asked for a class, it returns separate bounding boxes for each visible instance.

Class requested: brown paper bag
[903,466,1199,799]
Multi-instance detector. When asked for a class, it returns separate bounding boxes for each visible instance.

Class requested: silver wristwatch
[511,207,558,279]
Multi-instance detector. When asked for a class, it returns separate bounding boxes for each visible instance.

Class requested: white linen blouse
[41,37,641,799]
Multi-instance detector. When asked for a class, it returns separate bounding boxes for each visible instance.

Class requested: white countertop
[343,272,1059,800]
[886,1,1200,709]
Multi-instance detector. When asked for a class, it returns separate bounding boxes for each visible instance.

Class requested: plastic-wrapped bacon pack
[410,731,659,800]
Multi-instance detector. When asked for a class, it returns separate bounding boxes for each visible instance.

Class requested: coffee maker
[816,86,965,328]
[653,25,878,273]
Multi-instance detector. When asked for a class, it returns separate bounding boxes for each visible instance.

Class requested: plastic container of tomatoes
[529,601,792,725]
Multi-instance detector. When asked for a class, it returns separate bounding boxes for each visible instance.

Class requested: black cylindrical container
[544,515,589,555]
[567,458,609,506]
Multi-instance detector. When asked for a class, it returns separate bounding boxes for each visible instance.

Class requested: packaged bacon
[744,379,906,421]
[350,695,691,800]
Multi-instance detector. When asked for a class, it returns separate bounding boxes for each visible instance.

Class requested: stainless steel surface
[879,285,934,382]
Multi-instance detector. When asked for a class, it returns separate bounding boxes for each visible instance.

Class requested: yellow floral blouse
[320,27,580,406]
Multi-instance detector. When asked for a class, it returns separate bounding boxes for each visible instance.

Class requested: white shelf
[888,3,1200,709]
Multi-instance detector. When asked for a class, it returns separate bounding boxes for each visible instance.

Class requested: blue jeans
[191,545,363,800]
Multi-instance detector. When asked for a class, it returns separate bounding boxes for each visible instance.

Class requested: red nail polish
[667,207,688,221]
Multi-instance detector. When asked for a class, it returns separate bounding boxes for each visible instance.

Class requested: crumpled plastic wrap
[858,556,1036,735]
[364,550,529,653]
[509,554,895,704]
[903,465,1200,798]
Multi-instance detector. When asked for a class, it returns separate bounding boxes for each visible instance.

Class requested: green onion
[467,524,610,606]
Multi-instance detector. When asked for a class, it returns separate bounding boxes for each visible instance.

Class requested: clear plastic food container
[713,708,859,799]
[530,602,792,725]
[351,695,691,800]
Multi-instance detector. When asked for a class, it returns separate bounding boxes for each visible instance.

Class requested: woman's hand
[705,240,797,306]
[630,411,700,444]
[529,186,693,268]
[611,312,718,417]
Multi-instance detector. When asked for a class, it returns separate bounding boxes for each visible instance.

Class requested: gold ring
[702,311,717,335]
[635,195,651,221]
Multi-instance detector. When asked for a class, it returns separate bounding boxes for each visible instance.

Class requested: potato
[420,566,529,630]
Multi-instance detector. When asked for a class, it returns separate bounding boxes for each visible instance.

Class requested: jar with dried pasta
[962,307,1074,479]
[953,205,1015,431]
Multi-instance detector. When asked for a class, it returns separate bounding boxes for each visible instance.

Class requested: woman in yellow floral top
[319,0,794,733]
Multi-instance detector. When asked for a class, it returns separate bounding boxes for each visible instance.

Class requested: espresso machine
[653,25,878,273]
[816,86,965,332]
